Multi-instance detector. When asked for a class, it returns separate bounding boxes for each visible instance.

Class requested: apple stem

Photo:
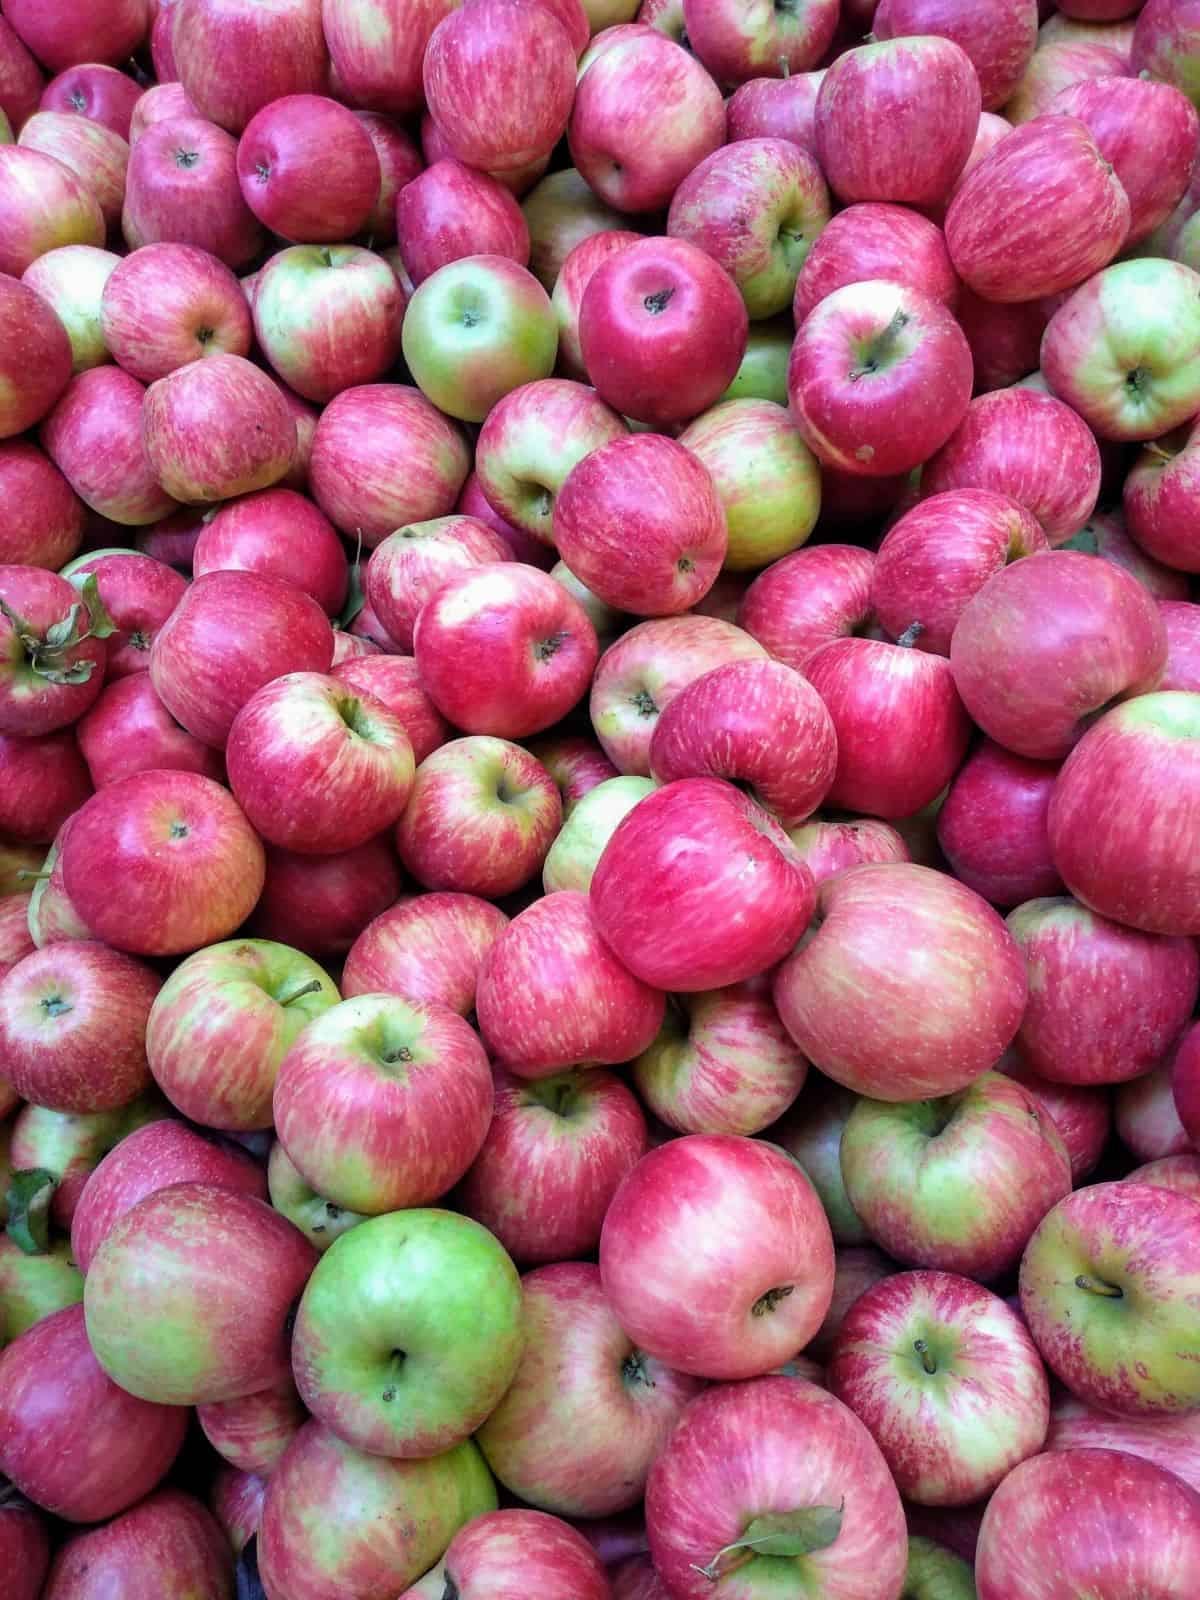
[913,1338,937,1375]
[896,622,924,649]
[278,978,325,1007]
[1074,1273,1123,1299]
[15,868,51,882]
[1144,442,1175,464]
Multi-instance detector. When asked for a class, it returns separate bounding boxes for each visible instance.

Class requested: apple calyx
[751,1283,795,1317]
[691,1505,845,1581]
[535,629,569,662]
[174,143,200,169]
[0,574,115,685]
[621,1349,656,1391]
[1074,1272,1124,1299]
[4,1168,57,1256]
[896,622,924,649]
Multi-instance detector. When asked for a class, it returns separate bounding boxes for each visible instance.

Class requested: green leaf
[338,559,366,630]
[43,603,83,650]
[692,1506,845,1582]
[77,573,117,640]
[5,1169,58,1255]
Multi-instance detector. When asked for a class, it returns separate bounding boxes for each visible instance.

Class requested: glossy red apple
[41,368,178,527]
[737,542,875,672]
[398,158,529,285]
[792,201,957,324]
[62,549,187,679]
[144,353,296,504]
[122,116,264,271]
[323,0,459,117]
[401,1509,610,1600]
[0,441,82,569]
[342,891,507,1012]
[331,654,450,763]
[873,0,1038,109]
[99,241,252,384]
[725,70,825,151]
[39,63,141,138]
[937,740,1062,906]
[193,487,348,616]
[170,0,328,134]
[0,728,92,843]
[237,93,379,243]
[76,672,224,789]
[246,837,400,959]
[40,1489,234,1599]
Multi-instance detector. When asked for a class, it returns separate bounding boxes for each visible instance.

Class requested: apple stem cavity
[1074,1273,1123,1299]
[851,307,909,382]
[621,1350,655,1390]
[535,630,568,662]
[644,287,676,316]
[751,1284,795,1318]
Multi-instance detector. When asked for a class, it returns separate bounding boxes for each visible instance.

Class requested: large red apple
[39,62,141,139]
[681,0,837,81]
[122,116,264,271]
[247,837,402,960]
[936,739,1062,906]
[171,0,328,135]
[144,353,296,503]
[873,0,1038,109]
[237,93,379,243]
[0,441,82,569]
[342,891,508,1013]
[193,487,348,616]
[323,0,458,116]
[99,241,252,384]
[792,200,957,324]
[725,70,825,151]
[76,672,224,789]
[398,158,529,285]
[41,368,178,526]
[40,1489,234,1599]
[61,549,187,679]
[737,543,875,672]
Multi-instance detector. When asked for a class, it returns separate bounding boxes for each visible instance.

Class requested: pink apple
[61,549,187,679]
[0,275,71,444]
[193,487,348,616]
[602,1136,834,1378]
[0,728,91,845]
[354,111,422,246]
[774,862,1028,1100]
[41,368,177,526]
[1002,1053,1112,1182]
[1173,1022,1200,1146]
[129,83,199,142]
[309,383,470,547]
[937,739,1062,906]
[0,13,44,134]
[1118,1056,1192,1163]
[1007,37,1128,123]
[331,655,450,763]
[246,838,399,959]
[1132,0,1200,108]
[1126,1155,1200,1201]
[76,672,224,788]
[401,1509,609,1600]
[342,890,506,1012]
[42,1488,234,1597]
[323,0,459,117]
[1125,418,1200,574]
[0,441,82,569]
[786,815,910,888]
[122,116,264,270]
[0,143,104,276]
[171,0,327,134]
[144,353,296,504]
[792,201,957,324]
[551,228,642,381]
[1045,1393,1200,1497]
[397,158,528,286]
[39,63,140,139]
[237,95,379,245]
[737,542,876,672]
[99,241,252,384]
[873,0,1038,109]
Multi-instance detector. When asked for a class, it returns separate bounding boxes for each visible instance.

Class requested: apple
[70,1118,267,1272]
[555,433,727,617]
[0,1234,82,1340]
[1002,1053,1112,1182]
[170,0,327,134]
[726,73,824,158]
[267,1140,366,1253]
[17,111,127,231]
[40,368,177,527]
[529,731,619,813]
[792,201,958,325]
[829,1269,1049,1504]
[1118,1055,1192,1162]
[21,243,119,376]
[399,736,561,897]
[871,489,1048,656]
[353,110,422,246]
[591,777,814,991]
[897,1538,977,1600]
[196,1377,305,1483]
[98,241,251,387]
[737,542,875,674]
[936,739,1062,906]
[135,506,205,573]
[953,285,1046,392]
[248,838,401,960]
[634,981,809,1136]
[1060,506,1190,601]
[601,1135,834,1379]
[143,352,296,504]
[1046,1393,1200,1496]
[1125,1155,1200,1202]
[331,655,450,763]
[841,1070,1072,1279]
[0,276,72,440]
[0,144,104,276]
[423,0,575,175]
[459,466,555,567]
[0,11,43,134]
[815,37,981,206]
[3,0,147,71]
[402,254,557,424]
[1007,36,1128,123]
[323,0,458,115]
[61,549,187,680]
[397,159,528,286]
[61,770,266,957]
[291,1207,520,1458]
[978,1447,1200,1599]
[542,775,655,892]
[39,62,140,138]
[646,1376,907,1598]
[193,487,348,616]
[0,729,92,843]
[522,166,630,290]
[786,816,910,890]
[775,862,1028,1101]
[568,29,724,213]
[342,891,507,1012]
[41,1489,234,1599]
[6,1100,153,1243]
[459,1064,646,1264]
[237,94,379,243]
[873,0,1038,109]
[1125,419,1200,574]
[257,1423,497,1600]
[122,116,264,270]
[150,569,334,748]
[26,816,91,946]
[550,231,640,383]
[923,386,1102,544]
[76,672,224,789]
[1132,0,1200,109]
[401,1508,610,1600]
[310,383,470,547]
[84,1180,316,1406]
[129,83,198,142]
[0,892,34,979]
[0,440,82,571]
[0,565,113,740]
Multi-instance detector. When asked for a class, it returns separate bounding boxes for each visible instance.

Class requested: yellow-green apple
[42,1489,233,1596]
[1126,425,1200,575]
[556,433,727,616]
[253,244,402,405]
[1007,896,1197,1085]
[946,114,1129,301]
[1006,38,1127,124]
[61,549,187,678]
[633,982,809,1137]
[401,1508,610,1600]
[738,542,875,673]
[600,1135,835,1379]
[529,731,619,812]
[197,1374,306,1476]
[769,1076,870,1246]
[332,656,450,763]
[579,237,747,428]
[423,0,575,175]
[793,201,957,326]
[937,741,1061,906]
[22,243,119,373]
[871,488,1047,655]
[458,1064,646,1264]
[542,774,655,891]
[40,62,141,137]
[150,570,333,747]
[1118,1055,1192,1162]
[804,638,971,819]
[0,1236,83,1337]
[552,229,641,381]
[323,0,458,116]
[236,94,379,242]
[272,992,493,1213]
[40,368,178,525]
[551,560,619,640]
[951,552,1167,759]
[0,940,158,1111]
[873,0,1037,109]
[976,1446,1200,1600]
[247,837,400,959]
[923,387,1102,544]
[122,116,264,270]
[144,353,296,503]
[0,278,71,439]
[403,254,557,423]
[98,242,251,384]
[414,564,599,738]
[1133,0,1200,107]
[257,1422,497,1600]
[194,487,348,615]
[898,1537,977,1600]
[366,514,509,650]
[84,1181,316,1405]
[70,1118,267,1272]
[1046,1392,1200,1494]
[291,1208,521,1457]
[815,37,981,206]
[76,672,225,788]
[0,145,104,276]
[342,891,507,1011]
[0,12,42,133]
[667,138,830,321]
[682,0,837,81]
[267,1141,366,1253]
[310,384,470,547]
[7,1092,167,1237]
[726,70,825,151]
[828,1269,1049,1504]
[477,1261,703,1516]
[774,862,1028,1100]
[145,937,337,1130]
[646,1376,907,1597]
[0,441,83,568]
[170,0,327,134]
[788,279,972,478]
[1002,1053,1112,1181]
[17,111,127,231]
[0,728,91,840]
[840,1071,1072,1278]
[1021,1180,1200,1414]
[0,1303,187,1523]
[678,399,820,571]
[592,777,814,990]
[397,158,529,285]
[522,166,630,290]
[61,770,266,956]
[476,889,664,1074]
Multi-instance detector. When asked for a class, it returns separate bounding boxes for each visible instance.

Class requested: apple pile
[5,1,1200,1598]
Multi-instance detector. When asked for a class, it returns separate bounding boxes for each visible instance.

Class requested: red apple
[0,441,82,569]
[193,487,348,616]
[247,837,401,959]
[521,165,631,291]
[99,241,251,384]
[323,0,459,117]
[354,111,422,246]
[150,569,334,748]
[792,201,957,324]
[401,1508,608,1600]
[198,1376,306,1478]
[1045,1393,1200,1497]
[171,0,327,134]
[0,565,110,737]
[76,671,224,788]
[0,12,43,134]
[236,93,379,243]
[39,63,140,139]
[954,285,1047,392]
[551,228,642,381]
[342,891,507,1012]
[26,815,91,946]
[3,0,147,72]
[1002,1052,1112,1182]
[42,1488,234,1599]
[602,1136,834,1378]
[0,275,73,440]
[774,861,1028,1100]
[1125,417,1200,574]
[0,728,92,843]
[368,510,512,650]
[1062,507,1189,602]
[122,115,264,270]
[725,70,825,151]
[135,506,204,573]
[0,144,104,276]
[0,1499,48,1600]
[1173,1022,1200,1146]
[1118,1056,1193,1163]
[129,83,198,142]
[786,815,910,888]
[61,549,187,679]
[1007,37,1128,123]
[0,893,34,980]
[526,733,619,815]
[1132,0,1200,111]
[41,368,177,527]
[874,0,1038,108]
[397,158,528,285]
[937,739,1062,906]
[144,353,295,504]
[1126,1154,1200,1200]
[332,654,450,762]
[737,542,876,672]
[17,110,128,232]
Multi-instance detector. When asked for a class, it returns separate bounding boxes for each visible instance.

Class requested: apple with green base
[0,1236,83,1338]
[542,776,655,893]
[22,244,119,374]
[267,1141,365,1254]
[769,1076,870,1246]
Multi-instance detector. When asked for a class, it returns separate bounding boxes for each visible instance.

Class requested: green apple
[402,255,558,423]
[0,1235,83,1343]
[291,1208,524,1458]
[902,1536,977,1598]
[542,775,655,893]
[21,244,119,372]
[719,319,793,406]
[770,1076,870,1246]
[266,1142,365,1254]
